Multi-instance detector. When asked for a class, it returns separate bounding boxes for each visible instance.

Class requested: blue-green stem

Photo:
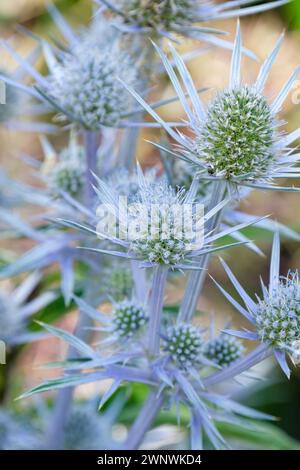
[148,265,168,357]
[123,391,164,450]
[45,131,100,449]
[178,181,227,323]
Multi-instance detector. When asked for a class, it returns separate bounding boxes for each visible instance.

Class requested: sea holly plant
[1,0,300,452]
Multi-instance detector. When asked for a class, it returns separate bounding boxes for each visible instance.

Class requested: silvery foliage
[1,0,300,451]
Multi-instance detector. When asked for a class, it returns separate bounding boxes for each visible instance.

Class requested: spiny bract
[205,333,245,367]
[164,323,204,368]
[112,300,148,337]
[194,86,278,179]
[255,271,300,350]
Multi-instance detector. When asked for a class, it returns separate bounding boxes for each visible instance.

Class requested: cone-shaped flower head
[112,300,148,337]
[122,0,196,31]
[50,160,85,197]
[164,323,204,368]
[205,333,244,367]
[0,70,20,124]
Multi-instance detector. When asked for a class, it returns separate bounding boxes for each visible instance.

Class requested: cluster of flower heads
[205,333,244,367]
[164,323,204,369]
[112,300,148,338]
[89,168,228,269]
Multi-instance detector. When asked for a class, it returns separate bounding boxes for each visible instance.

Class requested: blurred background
[1,0,300,449]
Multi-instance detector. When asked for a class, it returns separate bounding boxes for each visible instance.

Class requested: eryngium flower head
[112,300,148,337]
[46,42,136,129]
[0,411,39,450]
[50,160,85,197]
[122,0,195,30]
[106,267,134,301]
[172,158,211,199]
[102,1,287,39]
[0,294,19,340]
[73,165,260,270]
[194,86,277,179]
[205,333,244,367]
[132,236,188,266]
[217,234,300,377]
[164,323,204,368]
[255,271,300,349]
[0,274,54,344]
[126,27,300,192]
